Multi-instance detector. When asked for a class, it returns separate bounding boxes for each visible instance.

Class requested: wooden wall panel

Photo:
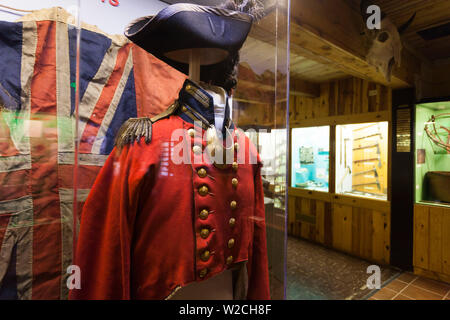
[443,212,450,276]
[413,204,450,283]
[429,209,443,273]
[413,205,429,269]
[290,77,391,125]
[315,200,325,244]
[288,190,391,265]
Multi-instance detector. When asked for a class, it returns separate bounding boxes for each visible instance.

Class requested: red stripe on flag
[79,44,132,153]
[0,215,11,253]
[132,45,186,118]
[0,111,20,157]
[59,164,102,189]
[0,170,31,201]
[30,21,62,300]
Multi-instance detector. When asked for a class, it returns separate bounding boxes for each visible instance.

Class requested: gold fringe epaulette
[114,102,180,148]
[114,117,152,148]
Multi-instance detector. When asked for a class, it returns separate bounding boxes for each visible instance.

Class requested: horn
[360,0,371,20]
[398,12,416,34]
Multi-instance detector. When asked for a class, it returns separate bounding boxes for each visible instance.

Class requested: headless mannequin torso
[169,49,233,300]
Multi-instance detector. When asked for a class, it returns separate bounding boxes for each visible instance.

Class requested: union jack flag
[0,7,186,299]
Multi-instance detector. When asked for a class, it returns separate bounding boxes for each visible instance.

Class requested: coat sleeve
[246,162,271,300]
[69,142,153,300]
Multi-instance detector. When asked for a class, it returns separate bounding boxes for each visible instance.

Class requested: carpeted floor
[285,236,401,300]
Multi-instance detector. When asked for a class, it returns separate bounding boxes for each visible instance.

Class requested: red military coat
[69,80,270,300]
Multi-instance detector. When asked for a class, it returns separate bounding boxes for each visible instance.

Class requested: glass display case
[415,101,450,205]
[0,0,290,300]
[247,129,287,206]
[291,126,329,192]
[335,122,388,200]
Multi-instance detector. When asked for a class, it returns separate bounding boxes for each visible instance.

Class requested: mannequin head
[124,1,264,95]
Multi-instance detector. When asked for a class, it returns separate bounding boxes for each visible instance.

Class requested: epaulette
[114,102,179,148]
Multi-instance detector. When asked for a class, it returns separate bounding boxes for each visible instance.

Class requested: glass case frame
[0,0,290,300]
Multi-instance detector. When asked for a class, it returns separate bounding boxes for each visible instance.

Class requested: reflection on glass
[336,122,388,200]
[291,126,329,191]
[415,102,450,205]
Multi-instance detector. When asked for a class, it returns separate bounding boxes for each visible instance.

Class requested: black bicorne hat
[125,3,254,70]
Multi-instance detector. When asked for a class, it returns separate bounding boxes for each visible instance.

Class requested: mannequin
[168,49,233,300]
[70,2,270,301]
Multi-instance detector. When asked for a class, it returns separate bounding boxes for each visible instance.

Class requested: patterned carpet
[285,237,401,300]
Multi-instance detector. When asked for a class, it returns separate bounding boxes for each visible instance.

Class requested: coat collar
[178,79,233,132]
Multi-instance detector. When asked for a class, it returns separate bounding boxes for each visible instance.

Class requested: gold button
[226,256,234,265]
[234,143,239,151]
[193,145,202,155]
[200,228,210,239]
[232,162,238,171]
[230,200,237,210]
[186,84,192,90]
[197,168,207,178]
[199,209,209,220]
[199,268,208,278]
[232,178,238,188]
[200,250,210,262]
[229,218,236,227]
[188,128,195,138]
[182,106,188,112]
[228,238,235,249]
[199,186,209,196]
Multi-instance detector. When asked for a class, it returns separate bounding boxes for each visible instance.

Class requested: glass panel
[415,101,450,206]
[0,0,289,301]
[291,126,330,192]
[335,122,388,200]
[0,0,80,299]
[72,0,290,300]
[236,0,290,298]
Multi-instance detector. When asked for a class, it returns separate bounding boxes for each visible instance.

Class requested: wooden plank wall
[290,77,391,126]
[414,203,450,284]
[288,190,391,264]
[288,76,392,265]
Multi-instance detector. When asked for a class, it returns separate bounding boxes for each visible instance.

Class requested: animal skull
[366,17,402,82]
[360,1,415,82]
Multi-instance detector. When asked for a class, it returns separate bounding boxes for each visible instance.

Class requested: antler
[398,12,416,34]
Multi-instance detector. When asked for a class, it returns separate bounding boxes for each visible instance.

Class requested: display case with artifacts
[291,126,330,192]
[415,101,450,205]
[336,122,388,200]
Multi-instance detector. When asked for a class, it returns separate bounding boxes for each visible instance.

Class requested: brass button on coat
[193,145,202,155]
[197,168,207,178]
[226,256,234,265]
[188,128,195,138]
[232,162,238,171]
[228,238,235,249]
[200,228,210,239]
[199,268,208,278]
[200,250,210,262]
[234,143,239,151]
[199,209,209,220]
[230,200,237,210]
[181,106,188,112]
[229,218,236,227]
[199,186,209,196]
[232,178,238,188]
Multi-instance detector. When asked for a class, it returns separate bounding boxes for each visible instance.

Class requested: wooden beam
[289,0,420,88]
[290,111,390,128]
[249,2,421,88]
[237,77,319,98]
